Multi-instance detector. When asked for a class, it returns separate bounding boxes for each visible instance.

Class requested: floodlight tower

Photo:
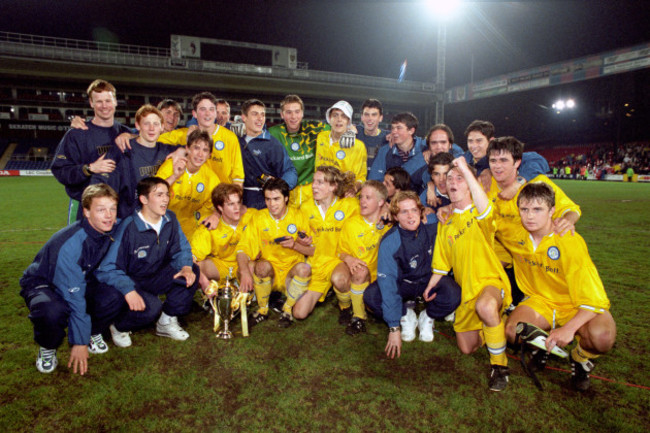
[427,0,461,124]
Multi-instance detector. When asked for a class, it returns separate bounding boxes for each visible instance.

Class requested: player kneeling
[424,157,512,391]
[190,183,255,290]
[336,180,390,335]
[503,183,616,391]
[236,178,313,328]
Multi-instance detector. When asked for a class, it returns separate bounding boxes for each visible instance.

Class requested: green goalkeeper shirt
[269,120,330,186]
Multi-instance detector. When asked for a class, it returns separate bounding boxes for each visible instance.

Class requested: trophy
[206,268,251,339]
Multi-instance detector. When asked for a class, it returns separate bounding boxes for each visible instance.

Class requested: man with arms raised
[238,99,298,209]
[52,79,132,222]
[236,178,313,328]
[423,157,512,391]
[96,177,200,344]
[502,183,616,391]
[20,184,119,374]
[364,191,461,358]
[336,180,390,335]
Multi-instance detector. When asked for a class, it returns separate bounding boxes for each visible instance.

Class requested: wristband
[388,326,400,333]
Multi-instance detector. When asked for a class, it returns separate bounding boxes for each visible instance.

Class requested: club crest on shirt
[196,182,205,193]
[214,141,225,151]
[287,224,297,234]
[336,150,346,160]
[547,246,560,260]
[137,250,147,259]
[334,210,345,221]
[409,259,417,269]
[291,142,300,152]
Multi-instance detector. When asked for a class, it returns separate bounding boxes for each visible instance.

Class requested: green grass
[0,177,648,432]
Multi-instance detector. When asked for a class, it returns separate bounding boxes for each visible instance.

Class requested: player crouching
[503,183,616,391]
[424,157,512,391]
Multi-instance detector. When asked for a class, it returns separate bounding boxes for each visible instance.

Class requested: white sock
[158,312,172,325]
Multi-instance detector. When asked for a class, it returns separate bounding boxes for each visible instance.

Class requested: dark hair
[427,152,454,175]
[464,120,495,140]
[263,177,290,199]
[157,99,182,114]
[187,129,213,156]
[385,167,411,191]
[191,92,218,111]
[487,136,524,162]
[426,124,454,146]
[241,99,266,116]
[517,182,555,209]
[212,183,243,211]
[137,177,169,205]
[390,112,418,132]
[361,99,383,115]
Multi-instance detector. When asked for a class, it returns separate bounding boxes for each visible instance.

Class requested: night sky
[2,0,649,87]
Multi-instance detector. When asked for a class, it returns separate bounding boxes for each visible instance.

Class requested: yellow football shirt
[236,206,311,271]
[190,208,256,271]
[337,215,389,281]
[158,125,244,185]
[315,131,367,183]
[500,226,610,313]
[433,204,511,305]
[156,159,220,239]
[300,197,359,266]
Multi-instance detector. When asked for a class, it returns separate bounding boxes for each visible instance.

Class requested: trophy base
[216,331,233,340]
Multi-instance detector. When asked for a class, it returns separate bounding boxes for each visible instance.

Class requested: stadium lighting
[552,98,576,113]
[425,0,462,21]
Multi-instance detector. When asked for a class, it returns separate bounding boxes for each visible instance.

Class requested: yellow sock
[283,275,310,314]
[333,287,351,310]
[571,340,600,363]
[253,276,272,315]
[484,321,507,367]
[350,282,369,319]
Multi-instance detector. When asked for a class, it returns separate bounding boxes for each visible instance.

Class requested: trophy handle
[210,297,221,332]
[240,293,250,337]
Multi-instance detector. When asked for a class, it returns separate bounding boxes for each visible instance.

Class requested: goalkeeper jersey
[269,120,330,186]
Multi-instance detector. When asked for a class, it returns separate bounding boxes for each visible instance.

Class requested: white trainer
[418,311,435,342]
[88,333,109,354]
[444,311,456,323]
[156,316,189,341]
[400,308,418,342]
[109,324,132,348]
[36,347,58,373]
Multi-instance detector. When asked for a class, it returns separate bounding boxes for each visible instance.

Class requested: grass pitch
[0,177,648,432]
